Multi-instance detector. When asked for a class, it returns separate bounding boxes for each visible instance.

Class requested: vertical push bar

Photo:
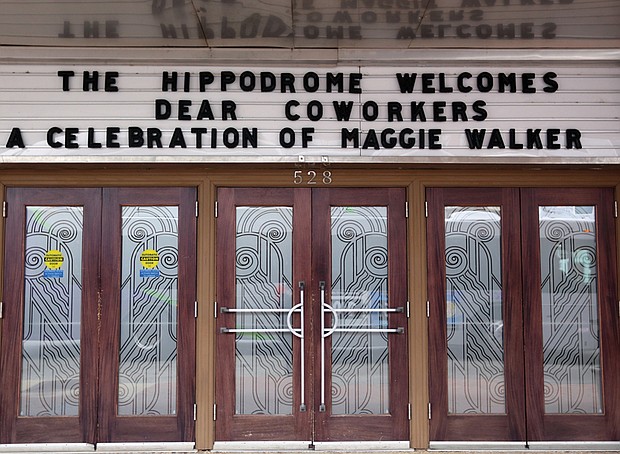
[319,281,326,412]
[285,283,306,412]
[298,281,306,412]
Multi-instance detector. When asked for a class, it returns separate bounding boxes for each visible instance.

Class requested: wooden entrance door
[520,188,619,441]
[426,188,526,441]
[215,188,409,442]
[0,188,100,443]
[0,187,196,444]
[427,187,619,442]
[97,188,196,442]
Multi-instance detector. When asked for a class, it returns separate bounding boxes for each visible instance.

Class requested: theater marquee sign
[1,65,619,163]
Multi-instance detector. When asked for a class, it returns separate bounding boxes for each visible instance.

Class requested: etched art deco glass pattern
[445,207,505,414]
[235,207,293,415]
[20,206,83,416]
[331,206,389,415]
[539,206,602,414]
[118,206,179,416]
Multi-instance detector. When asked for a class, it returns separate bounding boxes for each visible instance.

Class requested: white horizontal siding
[0,64,618,162]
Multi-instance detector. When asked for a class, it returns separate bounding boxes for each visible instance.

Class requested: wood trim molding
[409,180,429,448]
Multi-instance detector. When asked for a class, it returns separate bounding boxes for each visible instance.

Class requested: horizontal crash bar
[331,307,403,313]
[329,327,405,334]
[220,327,299,334]
[220,307,298,313]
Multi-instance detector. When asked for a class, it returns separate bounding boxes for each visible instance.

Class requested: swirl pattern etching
[444,206,505,414]
[118,206,179,416]
[539,206,602,414]
[235,207,294,415]
[21,206,83,417]
[331,206,389,415]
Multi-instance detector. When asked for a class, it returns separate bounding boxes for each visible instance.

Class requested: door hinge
[425,200,428,218]
[615,201,618,218]
[194,403,197,421]
[406,301,410,318]
[0,301,3,318]
[428,403,432,420]
[194,301,198,318]
[195,200,199,218]
[2,201,6,218]
[426,300,430,318]
[213,403,217,421]
[214,201,218,218]
[405,201,409,218]
[214,301,218,319]
[408,403,412,420]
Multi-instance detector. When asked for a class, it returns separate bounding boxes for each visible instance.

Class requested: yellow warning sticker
[44,249,64,270]
[140,249,159,269]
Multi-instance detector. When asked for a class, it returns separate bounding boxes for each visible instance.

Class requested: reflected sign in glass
[1,1,618,47]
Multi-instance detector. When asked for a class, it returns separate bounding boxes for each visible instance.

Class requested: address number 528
[293,170,333,185]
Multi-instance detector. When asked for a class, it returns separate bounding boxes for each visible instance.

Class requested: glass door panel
[329,206,390,416]
[445,206,505,415]
[21,206,84,418]
[234,206,295,416]
[118,206,180,416]
[0,188,100,444]
[538,205,602,415]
